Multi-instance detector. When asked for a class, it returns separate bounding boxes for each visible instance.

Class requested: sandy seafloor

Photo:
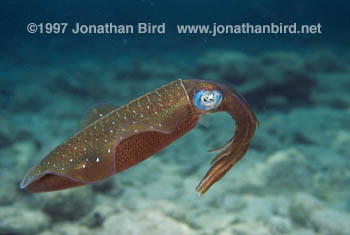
[0,42,349,235]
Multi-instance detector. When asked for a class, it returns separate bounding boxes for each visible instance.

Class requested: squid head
[182,79,258,195]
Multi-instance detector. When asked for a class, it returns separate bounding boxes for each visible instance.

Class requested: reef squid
[21,79,258,195]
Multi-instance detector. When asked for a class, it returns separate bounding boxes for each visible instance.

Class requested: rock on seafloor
[262,148,311,192]
[101,210,196,235]
[289,192,324,226]
[290,192,350,235]
[0,172,18,205]
[310,208,350,235]
[267,216,292,234]
[36,187,94,221]
[0,206,50,235]
[38,223,94,235]
[222,222,271,235]
[223,148,312,194]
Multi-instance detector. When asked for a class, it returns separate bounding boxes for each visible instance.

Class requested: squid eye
[194,90,223,111]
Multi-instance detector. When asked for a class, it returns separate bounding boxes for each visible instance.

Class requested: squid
[20,79,258,195]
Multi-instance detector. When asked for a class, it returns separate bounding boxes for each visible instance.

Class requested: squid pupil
[202,95,214,102]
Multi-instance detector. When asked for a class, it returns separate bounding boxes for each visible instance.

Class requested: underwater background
[1,1,350,235]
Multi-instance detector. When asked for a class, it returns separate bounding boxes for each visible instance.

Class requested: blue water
[0,1,349,234]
